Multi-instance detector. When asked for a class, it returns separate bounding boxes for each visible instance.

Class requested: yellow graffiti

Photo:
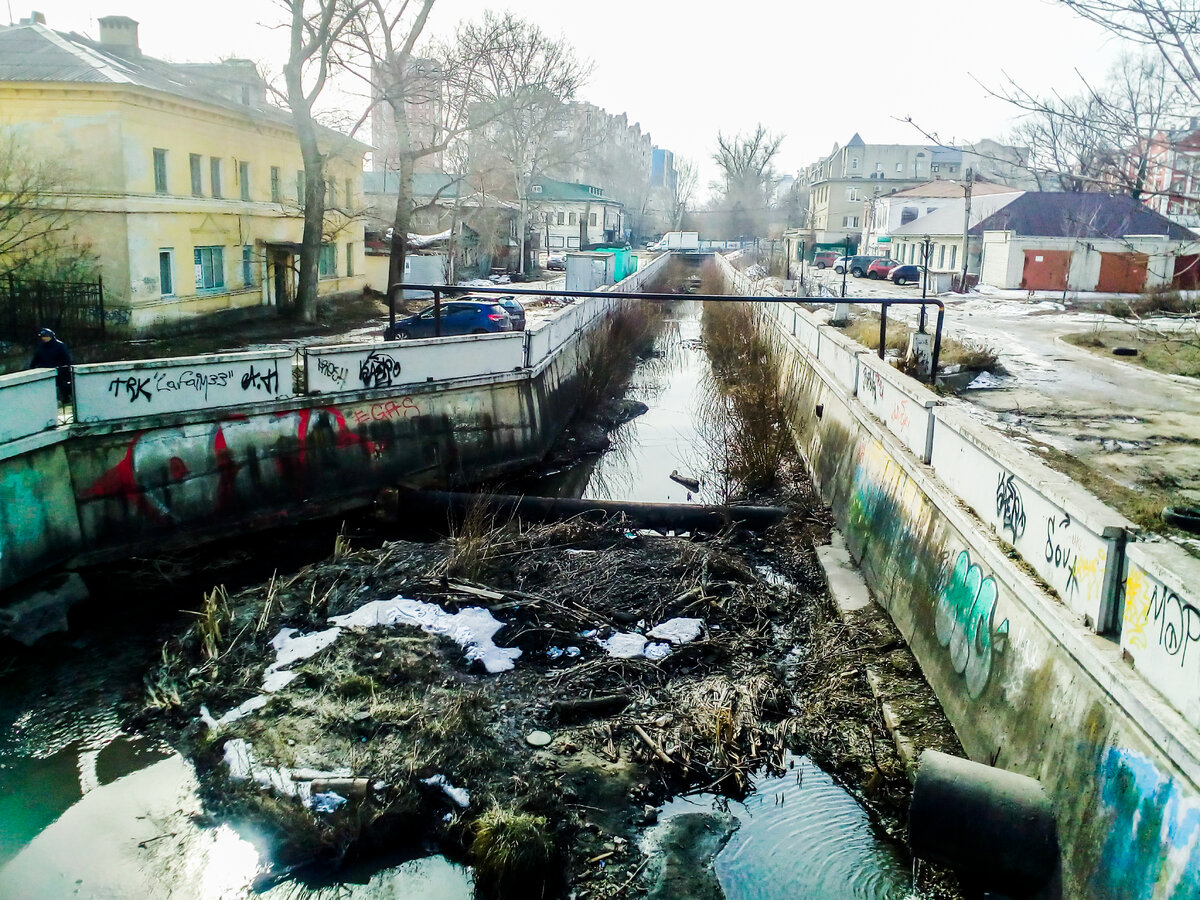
[1123,564,1152,651]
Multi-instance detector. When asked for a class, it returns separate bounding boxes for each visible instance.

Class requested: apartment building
[0,15,367,332]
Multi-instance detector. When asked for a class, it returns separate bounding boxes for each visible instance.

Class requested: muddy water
[526,296,915,899]
[0,584,474,899]
[0,287,909,899]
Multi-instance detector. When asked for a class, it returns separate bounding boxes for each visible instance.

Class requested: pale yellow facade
[2,82,367,331]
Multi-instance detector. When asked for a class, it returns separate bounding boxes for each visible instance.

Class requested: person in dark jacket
[29,328,73,403]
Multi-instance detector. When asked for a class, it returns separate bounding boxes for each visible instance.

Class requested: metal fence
[0,274,106,343]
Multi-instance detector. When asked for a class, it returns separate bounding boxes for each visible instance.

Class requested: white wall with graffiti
[1121,541,1200,730]
[856,354,937,463]
[930,406,1130,630]
[73,351,293,423]
[304,333,525,394]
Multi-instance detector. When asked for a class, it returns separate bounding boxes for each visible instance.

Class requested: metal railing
[1,274,106,343]
[398,283,946,385]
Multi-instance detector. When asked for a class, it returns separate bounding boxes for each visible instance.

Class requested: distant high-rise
[370,57,443,174]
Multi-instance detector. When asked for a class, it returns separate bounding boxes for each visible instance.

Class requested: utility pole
[960,167,973,293]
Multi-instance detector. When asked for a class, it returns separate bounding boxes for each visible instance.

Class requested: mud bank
[139,489,958,898]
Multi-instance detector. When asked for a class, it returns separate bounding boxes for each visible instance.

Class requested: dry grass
[575,299,663,412]
[700,300,801,500]
[839,312,1001,376]
[470,806,555,899]
[1063,326,1200,379]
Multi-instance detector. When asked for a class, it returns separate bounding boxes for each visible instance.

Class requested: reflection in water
[0,599,473,899]
[662,758,912,900]
[526,298,718,504]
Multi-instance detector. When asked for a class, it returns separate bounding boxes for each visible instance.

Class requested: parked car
[866,258,899,279]
[492,295,526,331]
[546,254,566,271]
[384,300,511,340]
[811,250,839,269]
[832,256,854,274]
[847,255,885,277]
[889,264,926,286]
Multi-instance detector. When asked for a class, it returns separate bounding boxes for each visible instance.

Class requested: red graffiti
[351,397,421,425]
[891,399,911,430]
[81,432,166,520]
[214,424,241,513]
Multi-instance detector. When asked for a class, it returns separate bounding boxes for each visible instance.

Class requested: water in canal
[0,289,912,898]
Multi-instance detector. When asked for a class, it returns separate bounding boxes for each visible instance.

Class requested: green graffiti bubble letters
[935,550,1008,698]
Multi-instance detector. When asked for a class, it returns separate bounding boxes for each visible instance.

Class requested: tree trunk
[517,194,529,276]
[284,55,325,325]
[387,154,415,325]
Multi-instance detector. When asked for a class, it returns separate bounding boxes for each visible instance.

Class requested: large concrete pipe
[910,750,1058,897]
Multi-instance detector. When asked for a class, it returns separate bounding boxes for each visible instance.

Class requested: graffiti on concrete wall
[935,550,1009,698]
[79,397,424,526]
[105,364,278,405]
[358,350,403,390]
[1124,566,1200,668]
[315,357,349,389]
[1093,746,1200,900]
[995,472,1027,541]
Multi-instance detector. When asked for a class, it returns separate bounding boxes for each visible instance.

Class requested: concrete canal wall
[717,254,1200,900]
[0,253,671,592]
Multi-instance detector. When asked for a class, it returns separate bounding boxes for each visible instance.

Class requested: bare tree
[1054,1,1200,105]
[711,125,785,238]
[279,0,369,323]
[999,53,1185,195]
[0,128,96,281]
[464,13,591,275]
[671,157,698,230]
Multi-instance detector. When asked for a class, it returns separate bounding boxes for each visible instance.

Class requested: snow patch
[646,617,703,644]
[331,597,521,673]
[422,774,471,808]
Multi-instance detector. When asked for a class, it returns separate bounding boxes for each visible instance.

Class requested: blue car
[384,300,512,340]
[890,265,926,286]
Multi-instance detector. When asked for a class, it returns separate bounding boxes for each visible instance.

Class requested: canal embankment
[717,251,1200,900]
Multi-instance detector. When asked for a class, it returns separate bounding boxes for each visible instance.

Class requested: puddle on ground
[654,757,912,900]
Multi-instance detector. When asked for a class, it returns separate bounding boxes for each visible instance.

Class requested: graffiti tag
[935,550,1009,698]
[891,399,911,430]
[108,376,152,403]
[1044,513,1079,596]
[861,371,883,403]
[154,369,235,400]
[358,350,403,389]
[995,472,1027,540]
[241,364,279,394]
[350,397,421,424]
[316,357,349,387]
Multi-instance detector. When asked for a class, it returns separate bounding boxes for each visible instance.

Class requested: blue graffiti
[935,550,1008,698]
[1094,747,1200,900]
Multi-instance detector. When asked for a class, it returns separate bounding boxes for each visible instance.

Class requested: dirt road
[805,267,1200,521]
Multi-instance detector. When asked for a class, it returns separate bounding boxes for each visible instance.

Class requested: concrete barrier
[304,333,525,394]
[743,262,1200,900]
[856,354,938,463]
[1120,539,1200,731]
[815,324,862,395]
[930,406,1132,631]
[73,350,293,423]
[0,369,58,447]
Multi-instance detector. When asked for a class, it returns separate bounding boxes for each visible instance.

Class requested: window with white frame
[949,245,957,269]
[549,235,564,248]
[153,149,168,194]
[846,187,859,201]
[242,245,254,286]
[569,212,577,225]
[556,211,565,225]
[239,161,250,201]
[210,157,222,198]
[194,246,224,290]
[842,215,859,228]
[567,236,580,248]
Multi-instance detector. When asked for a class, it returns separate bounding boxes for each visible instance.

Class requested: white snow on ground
[601,617,703,660]
[330,597,521,674]
[646,617,703,644]
[202,596,522,730]
[422,774,470,808]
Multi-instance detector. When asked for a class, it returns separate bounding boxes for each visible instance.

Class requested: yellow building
[0,15,368,332]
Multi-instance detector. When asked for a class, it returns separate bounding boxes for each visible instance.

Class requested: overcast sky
[25,0,1125,193]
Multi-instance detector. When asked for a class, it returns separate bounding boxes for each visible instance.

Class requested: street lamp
[841,235,852,298]
[920,234,933,333]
